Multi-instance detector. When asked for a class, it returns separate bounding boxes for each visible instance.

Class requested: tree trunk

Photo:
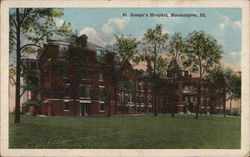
[195,80,201,119]
[223,91,226,118]
[171,60,177,117]
[15,8,21,124]
[230,99,232,115]
[153,43,157,116]
[108,92,111,117]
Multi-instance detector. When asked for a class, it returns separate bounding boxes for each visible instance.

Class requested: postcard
[1,0,249,157]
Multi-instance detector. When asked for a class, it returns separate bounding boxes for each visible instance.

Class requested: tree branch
[10,15,17,28]
[10,28,17,34]
[20,8,32,24]
[9,74,16,85]
[20,88,26,98]
[20,44,43,52]
[34,29,56,45]
[20,29,57,52]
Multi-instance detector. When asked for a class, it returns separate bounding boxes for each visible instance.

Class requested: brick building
[21,35,226,117]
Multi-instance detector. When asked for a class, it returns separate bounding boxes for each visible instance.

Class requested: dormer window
[59,45,68,57]
[63,68,68,79]
[80,84,90,98]
[64,83,70,98]
[99,72,104,81]
[80,54,88,64]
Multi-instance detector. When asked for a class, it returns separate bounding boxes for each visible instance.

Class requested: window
[136,107,140,112]
[207,108,210,113]
[174,73,178,79]
[118,94,121,104]
[99,87,105,101]
[99,102,105,112]
[201,108,204,114]
[59,45,68,57]
[80,69,90,80]
[64,83,70,98]
[201,97,204,106]
[217,109,220,114]
[63,68,68,79]
[99,72,104,81]
[80,54,89,64]
[128,93,133,103]
[139,82,144,90]
[120,92,125,103]
[147,82,152,91]
[191,96,194,102]
[63,102,69,111]
[140,106,145,112]
[140,96,144,104]
[148,96,152,104]
[119,81,126,89]
[80,85,90,98]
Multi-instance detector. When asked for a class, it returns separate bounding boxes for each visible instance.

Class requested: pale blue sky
[57,8,241,67]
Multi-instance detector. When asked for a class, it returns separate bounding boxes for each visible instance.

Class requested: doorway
[80,103,88,117]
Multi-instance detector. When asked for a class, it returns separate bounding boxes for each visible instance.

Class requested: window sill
[64,110,69,112]
[80,97,90,99]
[99,110,105,112]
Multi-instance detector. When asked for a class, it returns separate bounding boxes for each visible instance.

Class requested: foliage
[10,8,71,123]
[206,66,241,104]
[9,8,71,54]
[143,24,169,116]
[168,32,186,62]
[114,34,138,62]
[184,31,223,119]
[143,24,169,51]
[224,68,241,101]
[205,66,226,108]
[184,31,223,75]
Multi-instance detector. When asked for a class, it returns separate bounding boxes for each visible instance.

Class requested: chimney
[74,34,88,47]
[147,59,153,72]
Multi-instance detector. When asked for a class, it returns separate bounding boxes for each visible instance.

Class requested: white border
[1,0,249,157]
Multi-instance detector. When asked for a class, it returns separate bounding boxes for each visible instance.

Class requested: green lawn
[9,114,241,149]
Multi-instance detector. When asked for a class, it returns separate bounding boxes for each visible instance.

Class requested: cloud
[222,50,241,69]
[102,17,130,34]
[222,16,230,23]
[228,51,239,56]
[219,23,225,30]
[79,27,108,47]
[218,16,241,31]
[233,21,241,30]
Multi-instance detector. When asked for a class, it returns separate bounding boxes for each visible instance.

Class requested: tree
[206,66,227,117]
[9,8,71,123]
[143,24,169,116]
[206,66,241,117]
[184,31,223,119]
[224,68,241,115]
[98,35,138,117]
[167,32,185,117]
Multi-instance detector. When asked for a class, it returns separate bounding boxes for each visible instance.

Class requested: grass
[9,114,241,149]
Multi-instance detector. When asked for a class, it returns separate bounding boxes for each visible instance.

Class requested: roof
[87,42,103,49]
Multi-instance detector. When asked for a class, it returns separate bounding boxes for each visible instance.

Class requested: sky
[55,8,241,69]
